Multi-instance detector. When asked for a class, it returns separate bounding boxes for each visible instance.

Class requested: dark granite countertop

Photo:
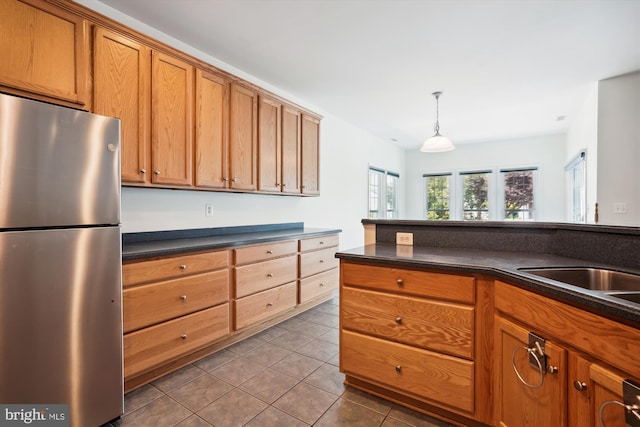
[123,222,341,261]
[336,243,640,327]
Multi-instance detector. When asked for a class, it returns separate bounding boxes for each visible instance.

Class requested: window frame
[498,167,538,221]
[368,166,400,219]
[424,173,452,220]
[565,150,587,223]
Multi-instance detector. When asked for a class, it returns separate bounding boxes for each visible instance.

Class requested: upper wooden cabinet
[195,69,229,189]
[301,114,320,195]
[151,51,194,187]
[0,0,89,108]
[281,105,302,194]
[229,84,258,191]
[93,27,151,184]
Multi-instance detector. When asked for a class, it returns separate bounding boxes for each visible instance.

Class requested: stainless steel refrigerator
[0,93,123,426]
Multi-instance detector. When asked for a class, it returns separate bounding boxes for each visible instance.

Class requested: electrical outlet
[396,232,413,246]
[205,203,214,217]
[614,202,628,214]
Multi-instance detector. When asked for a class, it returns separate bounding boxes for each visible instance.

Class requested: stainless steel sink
[518,267,640,292]
[605,292,640,305]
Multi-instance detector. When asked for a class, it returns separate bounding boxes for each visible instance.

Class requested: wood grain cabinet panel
[281,105,302,193]
[124,304,229,378]
[234,255,297,298]
[123,269,229,333]
[299,246,339,278]
[229,84,257,191]
[234,240,297,265]
[299,268,339,304]
[341,287,474,359]
[195,69,229,188]
[234,282,297,330]
[299,234,339,252]
[151,51,194,186]
[301,114,320,195]
[0,0,89,107]
[341,330,474,413]
[94,27,151,184]
[258,95,281,192]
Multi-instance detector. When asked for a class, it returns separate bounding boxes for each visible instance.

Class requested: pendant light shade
[420,91,455,153]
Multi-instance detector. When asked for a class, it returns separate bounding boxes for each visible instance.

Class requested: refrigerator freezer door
[0,93,120,229]
[0,227,123,426]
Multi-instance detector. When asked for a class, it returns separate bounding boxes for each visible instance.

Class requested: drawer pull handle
[180,295,187,301]
[320,241,324,245]
[267,250,273,254]
[395,317,402,324]
[181,334,187,340]
[319,283,324,287]
[267,273,274,278]
[395,365,402,373]
[396,279,403,287]
[319,259,324,263]
[267,302,273,307]
[180,264,187,270]
[573,381,587,392]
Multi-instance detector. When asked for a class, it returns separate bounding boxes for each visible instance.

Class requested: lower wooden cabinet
[234,281,297,329]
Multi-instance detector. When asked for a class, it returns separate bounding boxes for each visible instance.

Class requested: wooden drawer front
[341,287,473,359]
[341,261,475,304]
[234,240,297,265]
[235,255,297,298]
[234,282,297,330]
[341,330,474,413]
[124,304,229,378]
[300,268,339,303]
[123,250,229,287]
[299,234,339,252]
[300,247,339,278]
[123,270,229,333]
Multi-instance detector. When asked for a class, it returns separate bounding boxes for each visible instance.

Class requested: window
[461,171,490,220]
[565,151,586,223]
[501,168,536,220]
[368,166,399,219]
[424,174,451,219]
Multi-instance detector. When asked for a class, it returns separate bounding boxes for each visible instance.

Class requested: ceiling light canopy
[420,91,454,153]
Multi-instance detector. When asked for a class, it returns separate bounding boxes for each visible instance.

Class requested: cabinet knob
[395,365,402,373]
[319,241,325,245]
[180,264,187,270]
[395,317,402,324]
[282,183,286,187]
[396,279,404,287]
[180,295,187,301]
[223,177,229,182]
[181,334,187,340]
[319,259,324,263]
[267,250,273,254]
[573,381,587,391]
[267,273,274,278]
[232,178,237,183]
[154,170,160,175]
[267,302,273,307]
[547,365,558,374]
[140,168,146,174]
[319,283,324,287]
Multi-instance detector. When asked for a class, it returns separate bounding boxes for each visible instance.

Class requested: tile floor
[103,294,454,427]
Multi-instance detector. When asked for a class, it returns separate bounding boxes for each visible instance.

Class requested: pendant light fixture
[420,91,455,152]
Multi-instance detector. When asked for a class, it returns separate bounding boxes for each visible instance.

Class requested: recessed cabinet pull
[181,334,187,340]
[573,381,587,392]
[395,317,402,324]
[180,264,187,270]
[180,295,187,301]
[395,365,402,373]
[396,279,404,287]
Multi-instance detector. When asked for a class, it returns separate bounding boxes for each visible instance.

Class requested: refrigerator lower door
[0,227,123,427]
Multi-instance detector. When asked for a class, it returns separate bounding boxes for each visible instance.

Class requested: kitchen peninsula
[336,219,640,427]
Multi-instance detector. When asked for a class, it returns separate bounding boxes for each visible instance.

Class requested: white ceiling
[95,0,640,150]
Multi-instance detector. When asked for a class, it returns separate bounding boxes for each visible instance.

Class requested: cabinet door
[496,316,567,427]
[0,0,89,107]
[301,114,320,195]
[151,51,193,186]
[229,84,257,191]
[195,69,229,188]
[569,354,628,427]
[258,95,281,192]
[94,28,151,184]
[281,105,301,194]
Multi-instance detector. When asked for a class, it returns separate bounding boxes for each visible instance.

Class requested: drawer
[341,330,474,413]
[299,234,339,252]
[234,282,297,330]
[341,261,475,304]
[299,247,339,278]
[299,268,339,303]
[123,270,229,333]
[341,287,474,359]
[124,304,229,378]
[234,240,297,265]
[234,255,297,298]
[123,250,229,287]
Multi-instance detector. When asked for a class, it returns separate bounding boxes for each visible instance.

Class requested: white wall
[597,71,640,226]
[565,82,598,223]
[404,135,567,221]
[77,0,405,250]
